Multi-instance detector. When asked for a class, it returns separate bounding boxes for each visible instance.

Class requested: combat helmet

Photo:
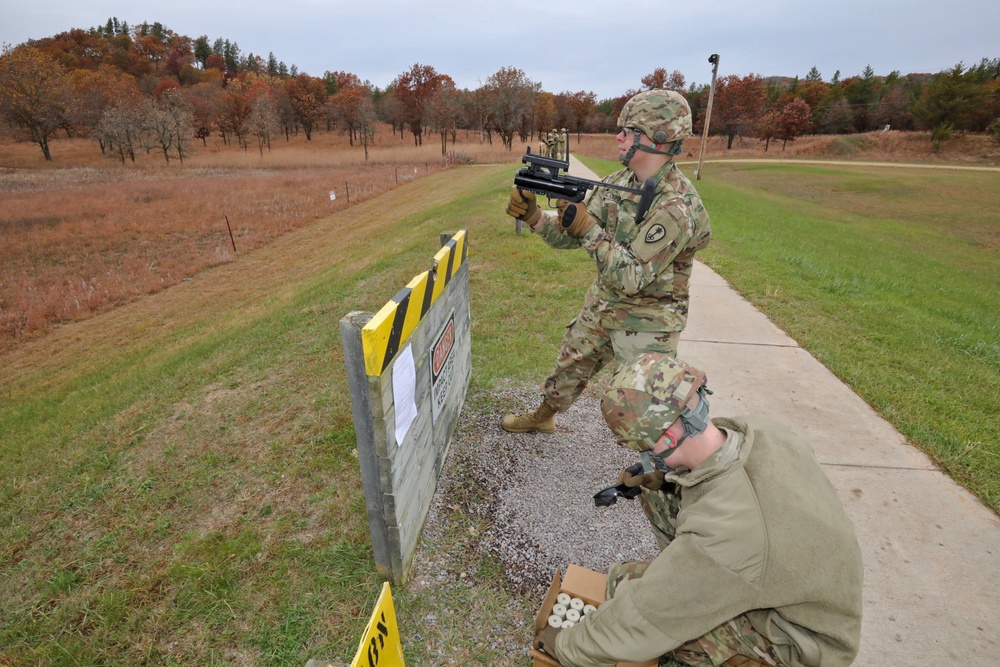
[617,89,692,166]
[601,353,712,461]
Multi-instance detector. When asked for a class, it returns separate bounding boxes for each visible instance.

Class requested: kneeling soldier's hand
[617,465,666,491]
[506,188,540,227]
[557,200,594,237]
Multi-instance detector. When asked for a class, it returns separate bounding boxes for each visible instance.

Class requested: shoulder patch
[645,224,667,244]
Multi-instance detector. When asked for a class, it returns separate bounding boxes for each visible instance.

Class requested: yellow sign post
[350,582,405,667]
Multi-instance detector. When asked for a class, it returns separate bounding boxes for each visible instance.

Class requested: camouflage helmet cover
[617,89,693,144]
[601,353,707,453]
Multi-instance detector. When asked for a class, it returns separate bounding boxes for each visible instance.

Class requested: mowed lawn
[1,157,997,665]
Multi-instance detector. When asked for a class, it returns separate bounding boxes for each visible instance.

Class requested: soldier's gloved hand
[506,188,540,227]
[533,625,562,659]
[616,465,666,491]
[557,199,595,237]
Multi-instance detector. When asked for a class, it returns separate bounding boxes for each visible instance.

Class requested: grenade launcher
[513,141,657,225]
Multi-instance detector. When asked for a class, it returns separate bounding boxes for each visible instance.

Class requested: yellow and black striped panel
[361,230,468,376]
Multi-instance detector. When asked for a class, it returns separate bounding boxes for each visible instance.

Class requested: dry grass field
[0,125,522,350]
[2,124,997,352]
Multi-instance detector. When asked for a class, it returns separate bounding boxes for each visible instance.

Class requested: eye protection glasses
[593,482,642,507]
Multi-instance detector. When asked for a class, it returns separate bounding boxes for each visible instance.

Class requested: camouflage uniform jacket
[531,162,710,332]
[554,416,864,667]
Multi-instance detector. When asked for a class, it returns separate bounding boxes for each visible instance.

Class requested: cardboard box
[529,564,656,667]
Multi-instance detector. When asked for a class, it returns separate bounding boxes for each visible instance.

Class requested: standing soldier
[557,127,568,160]
[502,90,711,434]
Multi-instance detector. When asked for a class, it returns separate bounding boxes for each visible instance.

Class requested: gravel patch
[416,387,659,599]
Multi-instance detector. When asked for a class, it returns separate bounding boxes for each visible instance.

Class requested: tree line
[1,18,998,162]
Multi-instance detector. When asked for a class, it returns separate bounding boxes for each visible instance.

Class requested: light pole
[696,54,720,181]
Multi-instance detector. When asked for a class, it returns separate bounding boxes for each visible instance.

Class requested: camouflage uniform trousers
[542,303,680,412]
[607,488,784,667]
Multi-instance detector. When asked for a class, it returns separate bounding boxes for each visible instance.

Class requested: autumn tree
[246,82,278,156]
[676,84,701,134]
[146,86,194,163]
[325,70,363,93]
[0,46,71,160]
[777,97,811,149]
[713,73,768,149]
[872,86,914,130]
[329,77,369,145]
[377,87,406,139]
[183,81,222,145]
[30,27,112,71]
[271,82,295,140]
[285,74,326,140]
[128,32,167,79]
[755,111,780,151]
[97,89,145,163]
[218,80,252,146]
[357,96,378,161]
[68,65,130,148]
[147,84,177,161]
[483,66,535,150]
[819,96,852,134]
[534,91,557,137]
[470,86,494,144]
[564,90,597,140]
[428,77,461,154]
[164,34,196,82]
[794,79,830,125]
[641,68,686,92]
[395,63,446,146]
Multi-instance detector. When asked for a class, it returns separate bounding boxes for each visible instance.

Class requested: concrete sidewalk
[566,155,1000,664]
[682,262,999,666]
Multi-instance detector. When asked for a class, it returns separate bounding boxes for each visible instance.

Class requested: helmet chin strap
[620,128,683,166]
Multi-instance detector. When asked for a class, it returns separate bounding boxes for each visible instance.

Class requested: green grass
[2,156,997,665]
[582,155,1000,509]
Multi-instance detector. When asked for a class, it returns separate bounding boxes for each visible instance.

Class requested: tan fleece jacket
[555,416,863,667]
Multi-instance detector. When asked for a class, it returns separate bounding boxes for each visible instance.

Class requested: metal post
[696,54,720,181]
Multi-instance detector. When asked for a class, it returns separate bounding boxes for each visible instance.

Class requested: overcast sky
[4,0,998,98]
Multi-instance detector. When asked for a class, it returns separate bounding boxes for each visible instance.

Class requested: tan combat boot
[500,401,558,434]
